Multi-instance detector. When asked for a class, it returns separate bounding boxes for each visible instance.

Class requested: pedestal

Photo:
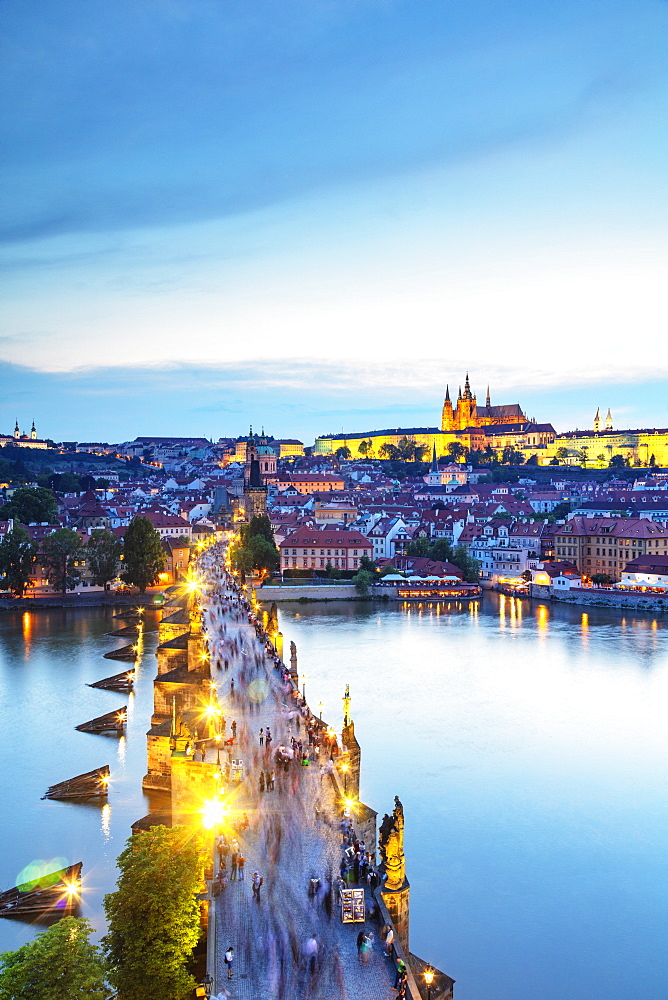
[381,879,410,955]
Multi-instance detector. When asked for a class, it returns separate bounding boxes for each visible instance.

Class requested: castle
[441,374,525,432]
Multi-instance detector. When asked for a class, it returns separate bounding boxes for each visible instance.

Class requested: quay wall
[529,583,668,612]
[258,585,359,601]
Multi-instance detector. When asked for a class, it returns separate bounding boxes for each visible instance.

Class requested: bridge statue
[290,641,298,675]
[379,796,405,891]
[343,684,351,726]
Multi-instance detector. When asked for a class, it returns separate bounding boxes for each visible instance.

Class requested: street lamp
[340,761,349,793]
[301,674,306,700]
[424,968,435,1000]
[317,701,324,720]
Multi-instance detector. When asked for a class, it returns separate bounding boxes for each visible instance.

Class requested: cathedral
[441,374,525,432]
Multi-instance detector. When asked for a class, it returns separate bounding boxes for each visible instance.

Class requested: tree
[0,486,58,524]
[501,446,524,465]
[357,438,373,457]
[397,437,416,461]
[609,454,627,469]
[556,447,569,462]
[451,543,481,583]
[0,916,106,1000]
[358,554,377,574]
[591,573,612,586]
[379,443,400,460]
[232,516,279,576]
[0,526,36,596]
[87,529,122,590]
[248,534,280,574]
[103,826,206,1000]
[448,441,467,462]
[578,446,589,466]
[405,537,431,556]
[352,568,375,596]
[41,528,84,593]
[122,516,165,593]
[335,446,351,460]
[429,537,453,563]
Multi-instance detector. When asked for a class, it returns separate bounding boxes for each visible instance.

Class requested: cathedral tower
[594,408,601,433]
[441,385,454,432]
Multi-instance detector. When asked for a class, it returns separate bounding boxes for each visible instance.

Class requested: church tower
[14,420,19,440]
[457,373,477,430]
[594,408,601,433]
[441,385,454,432]
[605,409,613,431]
[30,420,36,440]
[243,428,268,519]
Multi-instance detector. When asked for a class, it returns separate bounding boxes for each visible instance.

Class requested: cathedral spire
[605,408,613,431]
[463,372,472,400]
[486,385,491,409]
[445,384,450,403]
[431,442,438,472]
[593,408,601,433]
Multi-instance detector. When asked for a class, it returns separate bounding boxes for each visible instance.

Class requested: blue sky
[1,0,667,443]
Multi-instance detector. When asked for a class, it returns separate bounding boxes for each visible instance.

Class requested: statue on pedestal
[379,796,405,891]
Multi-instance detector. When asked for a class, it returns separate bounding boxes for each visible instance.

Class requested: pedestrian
[259,727,264,746]
[304,934,319,974]
[252,871,263,900]
[268,769,275,791]
[265,728,272,749]
[231,720,237,739]
[216,835,225,867]
[230,679,235,698]
[259,770,265,793]
[356,929,365,962]
[384,925,394,956]
[224,946,234,979]
[237,854,245,880]
[230,853,238,880]
[394,958,407,989]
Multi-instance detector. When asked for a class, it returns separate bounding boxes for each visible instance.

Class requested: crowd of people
[196,543,410,1000]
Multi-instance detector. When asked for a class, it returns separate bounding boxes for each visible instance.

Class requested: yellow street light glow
[340,762,350,773]
[202,704,222,717]
[343,796,357,811]
[98,775,110,786]
[424,969,435,986]
[200,798,227,829]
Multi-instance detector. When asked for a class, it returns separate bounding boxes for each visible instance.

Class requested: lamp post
[340,761,349,794]
[301,674,306,700]
[424,968,435,1000]
[317,701,323,720]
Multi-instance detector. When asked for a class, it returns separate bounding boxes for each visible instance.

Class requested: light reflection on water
[0,606,160,952]
[279,594,668,1000]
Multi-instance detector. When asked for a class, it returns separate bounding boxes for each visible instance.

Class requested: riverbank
[528,583,668,612]
[0,590,165,611]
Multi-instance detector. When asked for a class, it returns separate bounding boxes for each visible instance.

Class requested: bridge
[135,542,454,1000]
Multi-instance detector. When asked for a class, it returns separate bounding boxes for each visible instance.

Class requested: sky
[1,0,667,444]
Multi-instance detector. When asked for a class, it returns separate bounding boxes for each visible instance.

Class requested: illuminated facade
[314,375,551,459]
[441,375,524,431]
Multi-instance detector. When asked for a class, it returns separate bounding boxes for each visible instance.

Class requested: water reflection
[280,593,668,1000]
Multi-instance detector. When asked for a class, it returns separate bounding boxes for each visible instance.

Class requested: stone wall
[529,583,668,612]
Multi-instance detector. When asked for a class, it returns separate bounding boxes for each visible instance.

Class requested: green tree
[352,567,375,596]
[122,516,165,593]
[591,573,612,586]
[103,826,206,1000]
[357,438,373,457]
[0,486,58,524]
[405,537,431,556]
[87,529,122,590]
[245,514,275,545]
[448,441,467,462]
[0,526,36,596]
[556,447,569,462]
[379,443,400,460]
[41,528,84,593]
[451,543,481,583]
[609,454,627,468]
[335,446,351,460]
[358,554,377,574]
[578,446,589,466]
[0,916,106,1000]
[501,446,524,465]
[248,534,280,574]
[429,537,453,563]
[397,437,416,461]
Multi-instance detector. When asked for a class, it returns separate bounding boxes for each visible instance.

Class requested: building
[621,555,668,588]
[314,374,553,461]
[0,420,49,450]
[242,433,269,520]
[440,375,524,431]
[553,517,668,582]
[543,413,668,468]
[278,473,345,495]
[279,527,371,572]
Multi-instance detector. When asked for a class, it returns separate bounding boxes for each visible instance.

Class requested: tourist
[394,958,407,989]
[252,870,263,900]
[383,924,394,956]
[230,853,237,880]
[224,946,234,979]
[237,854,245,880]
[356,929,366,961]
[304,934,319,974]
[259,727,264,746]
[259,770,265,793]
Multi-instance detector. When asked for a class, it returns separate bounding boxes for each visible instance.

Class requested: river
[0,595,666,999]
